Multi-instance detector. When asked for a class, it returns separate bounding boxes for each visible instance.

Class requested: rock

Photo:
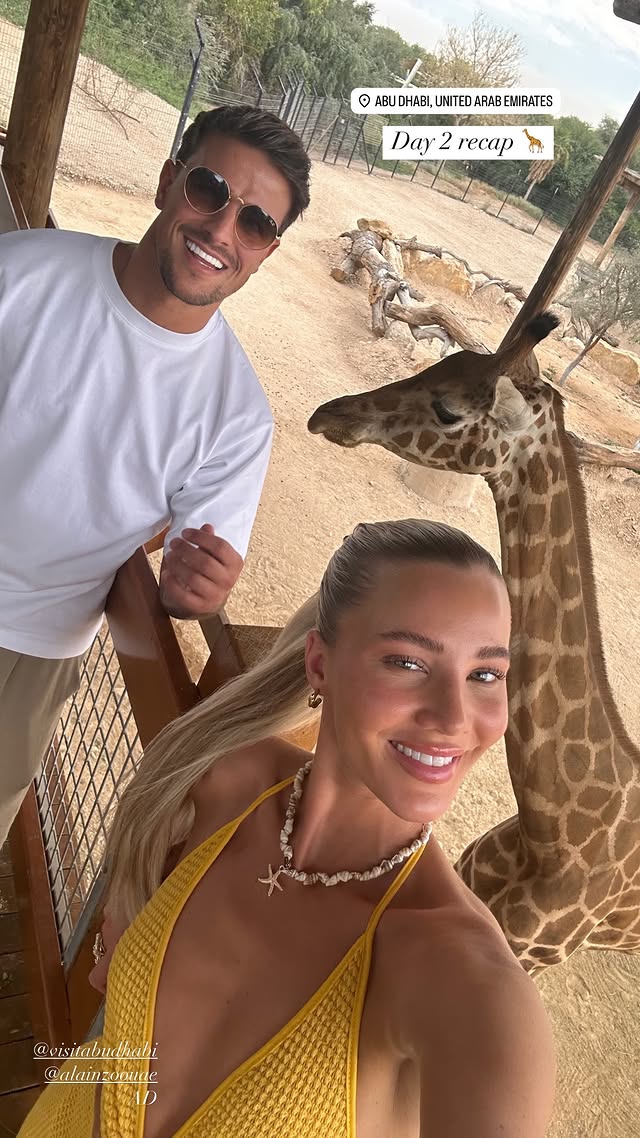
[410,340,443,371]
[411,256,473,297]
[386,320,414,346]
[469,272,492,293]
[401,249,415,273]
[563,337,586,355]
[589,340,640,385]
[403,248,437,272]
[357,217,394,240]
[476,282,506,306]
[399,462,477,508]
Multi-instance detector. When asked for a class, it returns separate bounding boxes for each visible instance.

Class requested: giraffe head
[308,312,559,478]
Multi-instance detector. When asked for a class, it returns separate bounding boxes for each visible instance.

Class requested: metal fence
[0,15,187,196]
[198,73,578,242]
[35,625,142,965]
[0,14,576,236]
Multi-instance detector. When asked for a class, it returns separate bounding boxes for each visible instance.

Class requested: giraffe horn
[493,311,560,372]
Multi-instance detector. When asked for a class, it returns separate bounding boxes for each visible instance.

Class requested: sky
[372,0,640,127]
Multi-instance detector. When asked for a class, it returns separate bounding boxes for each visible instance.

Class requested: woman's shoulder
[380,880,540,1051]
[386,902,555,1137]
[386,887,522,980]
[186,736,309,844]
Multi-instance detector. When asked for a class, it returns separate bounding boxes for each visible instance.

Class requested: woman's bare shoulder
[381,885,536,1052]
[391,904,555,1137]
[185,736,310,846]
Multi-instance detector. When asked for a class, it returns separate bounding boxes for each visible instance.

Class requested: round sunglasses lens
[237,205,278,249]
[185,167,229,214]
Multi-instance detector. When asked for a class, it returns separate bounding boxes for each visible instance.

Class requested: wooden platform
[0,841,41,1135]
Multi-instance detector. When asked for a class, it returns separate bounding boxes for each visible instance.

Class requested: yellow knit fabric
[18,776,424,1138]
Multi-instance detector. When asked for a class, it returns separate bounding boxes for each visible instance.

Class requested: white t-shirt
[0,228,273,659]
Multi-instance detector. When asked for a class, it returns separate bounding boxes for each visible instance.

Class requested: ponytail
[104,592,320,925]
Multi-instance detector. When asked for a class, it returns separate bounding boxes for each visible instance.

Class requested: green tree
[558,253,640,386]
[596,114,620,150]
[544,116,600,200]
[198,0,279,83]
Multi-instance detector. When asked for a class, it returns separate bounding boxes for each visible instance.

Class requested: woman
[20,519,555,1138]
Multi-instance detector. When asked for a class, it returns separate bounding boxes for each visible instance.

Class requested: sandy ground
[48,159,640,1138]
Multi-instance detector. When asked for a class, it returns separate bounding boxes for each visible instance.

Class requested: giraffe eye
[432,399,463,426]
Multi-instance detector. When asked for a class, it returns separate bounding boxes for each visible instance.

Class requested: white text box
[352,88,560,115]
[382,125,555,161]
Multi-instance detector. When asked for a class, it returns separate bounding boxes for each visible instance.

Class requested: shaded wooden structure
[1,0,640,1131]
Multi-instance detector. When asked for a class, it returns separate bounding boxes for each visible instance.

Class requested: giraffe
[524,128,543,153]
[307,313,640,973]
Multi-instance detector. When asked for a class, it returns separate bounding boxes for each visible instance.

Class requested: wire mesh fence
[206,76,579,243]
[288,95,576,241]
[35,625,142,965]
[0,15,187,196]
[0,12,579,238]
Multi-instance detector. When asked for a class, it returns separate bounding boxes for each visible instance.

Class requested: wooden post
[499,89,640,349]
[593,185,640,267]
[2,0,91,228]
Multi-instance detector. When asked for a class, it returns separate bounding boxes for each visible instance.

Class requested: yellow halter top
[19,775,425,1138]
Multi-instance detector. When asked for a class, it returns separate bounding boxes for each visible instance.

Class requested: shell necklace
[257,759,432,897]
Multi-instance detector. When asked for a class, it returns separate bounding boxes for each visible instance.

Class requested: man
[0,104,311,845]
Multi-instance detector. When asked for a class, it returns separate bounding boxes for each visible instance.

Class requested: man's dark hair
[176,105,311,232]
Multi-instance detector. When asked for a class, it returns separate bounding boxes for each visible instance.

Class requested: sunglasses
[176,160,280,250]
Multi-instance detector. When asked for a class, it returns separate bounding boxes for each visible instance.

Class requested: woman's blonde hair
[104,519,501,924]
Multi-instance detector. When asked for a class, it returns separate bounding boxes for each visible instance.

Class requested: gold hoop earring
[308,689,322,709]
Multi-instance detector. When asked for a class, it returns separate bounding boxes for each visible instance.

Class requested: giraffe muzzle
[307,400,361,446]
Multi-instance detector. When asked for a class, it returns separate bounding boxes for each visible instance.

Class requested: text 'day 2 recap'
[382,125,554,162]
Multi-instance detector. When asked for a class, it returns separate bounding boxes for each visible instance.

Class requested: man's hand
[159,524,243,619]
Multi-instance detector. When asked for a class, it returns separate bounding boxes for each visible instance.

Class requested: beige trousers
[0,646,82,847]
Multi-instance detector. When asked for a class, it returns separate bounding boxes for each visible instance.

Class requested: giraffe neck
[487,391,638,862]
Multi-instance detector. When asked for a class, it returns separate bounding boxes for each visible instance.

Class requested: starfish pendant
[258,864,285,897]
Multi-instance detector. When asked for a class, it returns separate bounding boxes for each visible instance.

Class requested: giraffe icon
[523,127,543,153]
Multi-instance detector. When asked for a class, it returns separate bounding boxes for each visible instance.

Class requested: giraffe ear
[490,375,534,433]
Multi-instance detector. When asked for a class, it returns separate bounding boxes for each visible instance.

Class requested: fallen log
[332,226,423,336]
[385,301,489,354]
[567,431,640,473]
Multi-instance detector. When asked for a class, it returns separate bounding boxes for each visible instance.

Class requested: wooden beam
[499,89,640,348]
[196,613,246,699]
[2,0,91,227]
[9,790,71,1048]
[105,548,199,747]
[593,185,640,267]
